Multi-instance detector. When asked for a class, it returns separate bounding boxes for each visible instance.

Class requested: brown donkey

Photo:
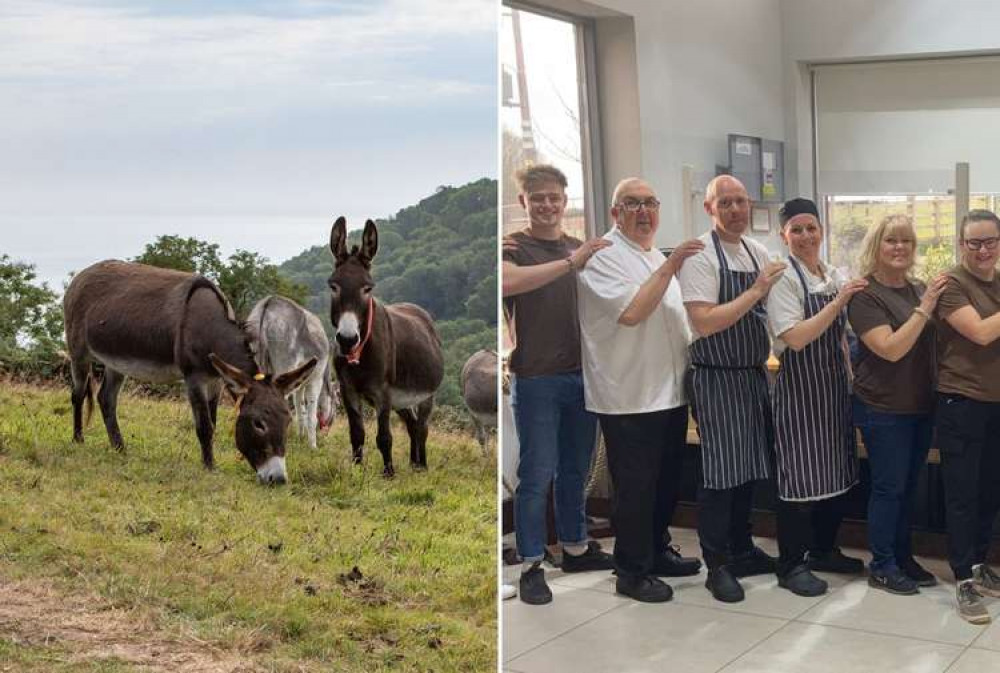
[64,260,316,484]
[328,217,444,477]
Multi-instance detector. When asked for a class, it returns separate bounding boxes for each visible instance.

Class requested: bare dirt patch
[0,577,266,672]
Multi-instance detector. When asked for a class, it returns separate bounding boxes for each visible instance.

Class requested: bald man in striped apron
[676,176,787,603]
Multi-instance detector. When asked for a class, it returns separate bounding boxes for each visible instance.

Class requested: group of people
[502,163,1000,624]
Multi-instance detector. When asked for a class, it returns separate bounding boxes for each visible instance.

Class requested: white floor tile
[502,581,627,661]
[506,600,785,673]
[945,647,1000,672]
[796,577,988,645]
[719,622,962,673]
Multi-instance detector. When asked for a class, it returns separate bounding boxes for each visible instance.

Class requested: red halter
[346,296,375,365]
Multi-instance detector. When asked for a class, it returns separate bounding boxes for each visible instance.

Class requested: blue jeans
[853,396,932,572]
[512,372,597,562]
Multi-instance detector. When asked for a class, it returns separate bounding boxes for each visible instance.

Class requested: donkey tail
[82,366,99,428]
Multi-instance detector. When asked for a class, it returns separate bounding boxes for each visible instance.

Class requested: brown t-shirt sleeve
[936,275,970,320]
[848,290,891,339]
[502,237,522,265]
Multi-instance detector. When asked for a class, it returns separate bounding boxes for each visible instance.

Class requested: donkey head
[208,353,317,484]
[328,216,378,358]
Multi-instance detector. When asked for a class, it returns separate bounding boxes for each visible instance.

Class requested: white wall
[587,0,786,247]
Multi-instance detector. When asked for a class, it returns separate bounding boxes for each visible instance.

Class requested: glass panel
[500,7,587,239]
[825,193,1000,281]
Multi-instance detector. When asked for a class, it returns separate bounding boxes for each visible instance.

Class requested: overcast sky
[0,0,497,289]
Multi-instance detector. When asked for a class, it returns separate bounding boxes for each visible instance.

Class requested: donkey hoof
[411,462,428,472]
[382,466,395,479]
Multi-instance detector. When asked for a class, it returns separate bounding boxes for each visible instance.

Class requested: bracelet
[913,307,930,320]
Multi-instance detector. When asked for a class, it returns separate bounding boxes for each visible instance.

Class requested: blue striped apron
[690,231,773,490]
[772,257,858,501]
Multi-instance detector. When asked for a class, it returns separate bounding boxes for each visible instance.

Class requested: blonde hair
[857,214,917,278]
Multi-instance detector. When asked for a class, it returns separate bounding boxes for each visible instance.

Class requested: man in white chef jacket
[577,177,705,603]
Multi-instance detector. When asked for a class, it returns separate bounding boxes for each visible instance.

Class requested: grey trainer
[973,563,1000,598]
[957,579,991,625]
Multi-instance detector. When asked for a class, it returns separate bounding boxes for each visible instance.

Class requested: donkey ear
[275,357,318,396]
[329,216,348,263]
[359,219,378,265]
[209,353,251,397]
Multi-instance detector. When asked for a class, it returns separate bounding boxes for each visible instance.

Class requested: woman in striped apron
[767,198,867,596]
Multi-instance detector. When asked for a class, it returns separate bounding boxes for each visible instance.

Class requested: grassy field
[0,381,496,672]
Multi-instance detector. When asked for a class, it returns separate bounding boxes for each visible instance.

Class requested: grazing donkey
[247,295,337,449]
[63,260,316,484]
[461,349,498,456]
[328,217,444,477]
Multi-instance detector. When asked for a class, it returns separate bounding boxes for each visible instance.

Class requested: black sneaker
[807,548,864,574]
[519,563,552,605]
[900,558,937,588]
[705,566,744,603]
[650,545,702,577]
[778,564,828,597]
[616,574,673,603]
[560,541,615,573]
[868,567,919,595]
[729,546,777,578]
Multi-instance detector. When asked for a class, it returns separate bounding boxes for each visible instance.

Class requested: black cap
[779,197,819,226]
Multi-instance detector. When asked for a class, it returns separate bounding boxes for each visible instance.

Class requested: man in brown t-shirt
[502,164,612,605]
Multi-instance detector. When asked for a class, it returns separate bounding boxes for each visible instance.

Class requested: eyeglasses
[963,237,1000,251]
[618,198,661,212]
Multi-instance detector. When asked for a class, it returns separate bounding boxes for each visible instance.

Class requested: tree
[218,250,308,319]
[132,235,224,279]
[0,256,65,375]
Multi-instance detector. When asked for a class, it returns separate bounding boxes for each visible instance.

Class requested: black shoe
[561,541,615,573]
[777,564,828,597]
[519,563,552,605]
[705,566,744,603]
[729,546,777,578]
[900,557,937,587]
[807,548,864,574]
[616,574,673,603]
[651,545,702,577]
[868,567,919,595]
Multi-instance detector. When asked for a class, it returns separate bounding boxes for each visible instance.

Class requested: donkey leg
[375,400,394,478]
[69,359,90,443]
[96,368,127,450]
[395,408,420,467]
[185,377,216,469]
[207,379,222,428]
[341,383,365,464]
[303,379,320,449]
[413,397,434,469]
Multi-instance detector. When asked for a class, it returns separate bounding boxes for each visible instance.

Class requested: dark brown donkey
[64,260,316,484]
[328,217,444,477]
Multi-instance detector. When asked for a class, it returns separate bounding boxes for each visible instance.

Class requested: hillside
[279,179,498,408]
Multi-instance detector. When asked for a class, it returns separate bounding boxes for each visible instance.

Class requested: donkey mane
[178,275,255,372]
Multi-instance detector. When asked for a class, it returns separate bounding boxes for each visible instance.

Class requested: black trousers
[697,481,757,570]
[599,406,688,579]
[776,494,847,576]
[937,394,1000,581]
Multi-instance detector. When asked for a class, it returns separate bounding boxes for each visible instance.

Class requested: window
[500,6,595,240]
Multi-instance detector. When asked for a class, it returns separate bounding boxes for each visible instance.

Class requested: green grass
[0,381,496,672]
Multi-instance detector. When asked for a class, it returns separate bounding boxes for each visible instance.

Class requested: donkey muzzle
[256,455,287,485]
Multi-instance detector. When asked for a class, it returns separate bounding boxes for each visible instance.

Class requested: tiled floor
[502,528,1000,673]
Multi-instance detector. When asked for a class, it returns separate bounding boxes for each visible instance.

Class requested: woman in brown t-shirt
[934,209,1000,625]
[848,214,947,596]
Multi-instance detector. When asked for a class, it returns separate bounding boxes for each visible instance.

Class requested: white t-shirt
[577,227,691,414]
[766,254,848,356]
[676,231,771,339]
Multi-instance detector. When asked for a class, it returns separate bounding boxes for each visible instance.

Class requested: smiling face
[876,223,916,275]
[518,179,567,234]
[961,216,1000,277]
[781,214,823,263]
[612,179,659,249]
